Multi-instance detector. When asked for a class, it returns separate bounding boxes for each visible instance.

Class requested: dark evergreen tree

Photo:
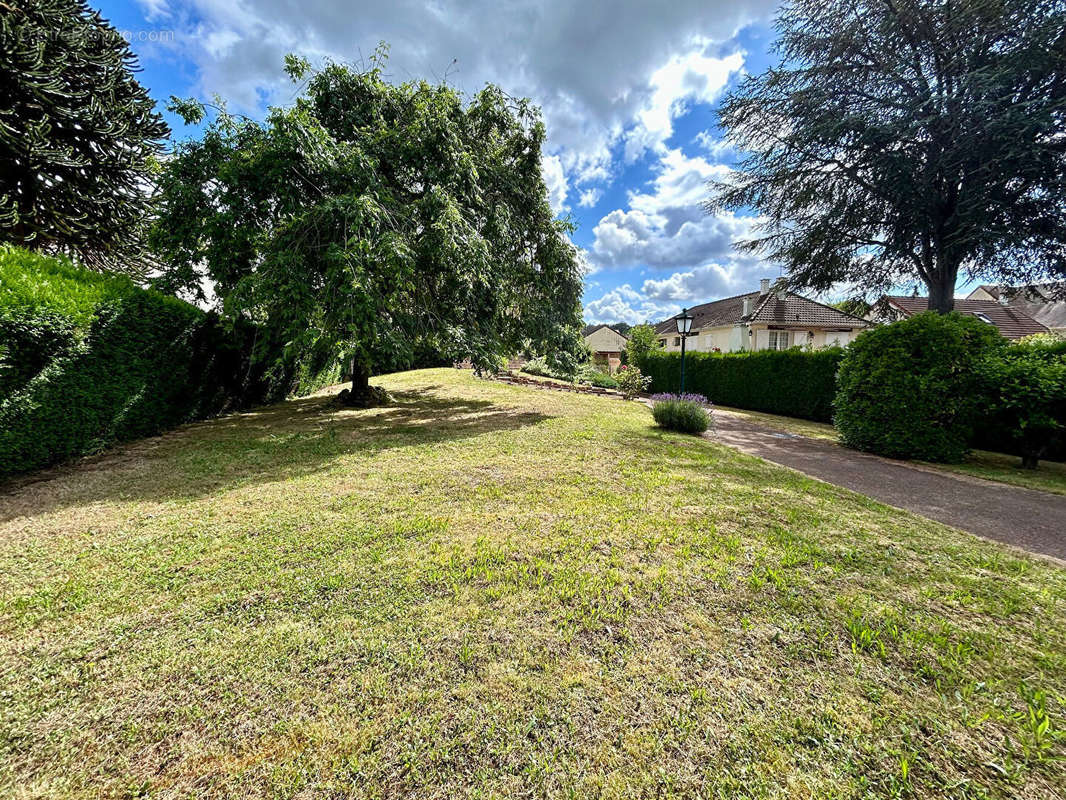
[709,0,1066,312]
[0,0,168,270]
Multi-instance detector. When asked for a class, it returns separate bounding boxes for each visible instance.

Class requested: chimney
[742,297,752,317]
[760,278,770,295]
[998,287,1009,306]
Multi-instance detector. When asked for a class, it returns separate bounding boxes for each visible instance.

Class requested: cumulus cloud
[584,258,775,324]
[577,188,603,208]
[584,284,677,325]
[146,0,775,186]
[589,147,752,271]
[693,130,738,161]
[541,155,569,214]
[623,47,745,162]
[583,144,777,322]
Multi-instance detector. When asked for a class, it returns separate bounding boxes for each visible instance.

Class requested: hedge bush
[0,248,283,477]
[834,312,1004,462]
[638,348,844,422]
[975,339,1066,467]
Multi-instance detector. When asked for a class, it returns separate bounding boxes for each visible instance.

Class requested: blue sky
[95,0,937,324]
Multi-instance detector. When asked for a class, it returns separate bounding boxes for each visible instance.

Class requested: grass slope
[1,369,1063,799]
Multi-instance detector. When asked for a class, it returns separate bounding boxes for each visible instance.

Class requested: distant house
[966,283,1066,333]
[653,279,869,354]
[583,324,628,373]
[869,295,1048,339]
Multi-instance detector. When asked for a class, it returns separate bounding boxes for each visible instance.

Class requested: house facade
[583,325,628,373]
[966,283,1066,333]
[654,279,870,354]
[869,296,1048,339]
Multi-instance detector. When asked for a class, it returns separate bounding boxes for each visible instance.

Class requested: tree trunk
[351,361,370,397]
[927,275,956,314]
[338,359,387,407]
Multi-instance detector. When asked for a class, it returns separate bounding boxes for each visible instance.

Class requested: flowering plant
[650,392,709,405]
[650,393,713,434]
[616,364,652,400]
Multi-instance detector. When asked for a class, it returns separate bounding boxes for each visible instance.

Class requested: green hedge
[639,348,845,422]
[834,313,1004,462]
[0,248,283,477]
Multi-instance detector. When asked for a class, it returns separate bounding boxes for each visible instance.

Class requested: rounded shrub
[651,393,712,434]
[834,312,1004,462]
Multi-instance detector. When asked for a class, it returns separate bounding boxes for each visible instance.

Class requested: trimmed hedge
[639,348,845,422]
[973,338,1066,464]
[0,248,283,477]
[835,313,1004,462]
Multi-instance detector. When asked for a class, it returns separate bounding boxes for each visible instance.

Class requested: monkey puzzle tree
[708,0,1066,312]
[0,0,169,271]
[151,55,584,404]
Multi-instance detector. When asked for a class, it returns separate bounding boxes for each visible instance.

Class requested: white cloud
[643,263,742,301]
[584,284,677,325]
[541,154,569,214]
[578,188,603,208]
[624,46,745,162]
[148,0,775,197]
[136,0,172,19]
[693,130,737,160]
[589,147,749,271]
[584,260,778,324]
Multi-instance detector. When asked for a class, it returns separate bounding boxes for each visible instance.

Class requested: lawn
[715,405,1066,496]
[1,368,1063,799]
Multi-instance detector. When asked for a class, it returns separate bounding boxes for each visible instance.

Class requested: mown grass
[1,369,1063,799]
[715,405,1066,496]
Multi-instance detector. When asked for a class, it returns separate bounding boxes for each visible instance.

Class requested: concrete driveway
[711,413,1066,563]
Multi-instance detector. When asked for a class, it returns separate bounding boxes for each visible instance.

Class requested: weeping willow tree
[709,0,1066,312]
[151,54,584,404]
[0,0,169,271]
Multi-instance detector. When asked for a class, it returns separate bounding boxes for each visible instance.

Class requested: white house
[654,279,869,353]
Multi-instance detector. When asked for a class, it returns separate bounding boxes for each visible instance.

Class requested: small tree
[625,324,661,367]
[152,54,584,405]
[709,0,1066,312]
[615,365,651,401]
[0,0,169,270]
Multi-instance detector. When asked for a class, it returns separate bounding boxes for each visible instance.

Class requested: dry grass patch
[0,369,1063,799]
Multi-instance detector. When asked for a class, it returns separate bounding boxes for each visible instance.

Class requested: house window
[658,339,667,348]
[673,336,681,346]
[767,330,791,350]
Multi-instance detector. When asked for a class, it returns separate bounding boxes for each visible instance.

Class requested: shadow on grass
[0,388,551,520]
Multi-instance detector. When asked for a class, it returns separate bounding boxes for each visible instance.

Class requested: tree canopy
[151,54,584,401]
[0,0,169,271]
[708,0,1066,312]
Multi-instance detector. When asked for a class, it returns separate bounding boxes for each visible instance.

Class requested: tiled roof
[582,323,628,340]
[882,296,1049,339]
[748,292,870,327]
[970,282,1066,303]
[654,290,869,335]
[968,282,1066,330]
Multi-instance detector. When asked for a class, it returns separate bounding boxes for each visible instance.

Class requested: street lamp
[676,307,694,394]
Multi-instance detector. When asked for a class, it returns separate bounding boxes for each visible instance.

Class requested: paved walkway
[711,413,1066,562]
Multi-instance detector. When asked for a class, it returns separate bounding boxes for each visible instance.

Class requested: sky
[95,0,839,325]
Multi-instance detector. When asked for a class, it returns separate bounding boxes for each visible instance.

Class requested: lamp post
[676,307,694,395]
